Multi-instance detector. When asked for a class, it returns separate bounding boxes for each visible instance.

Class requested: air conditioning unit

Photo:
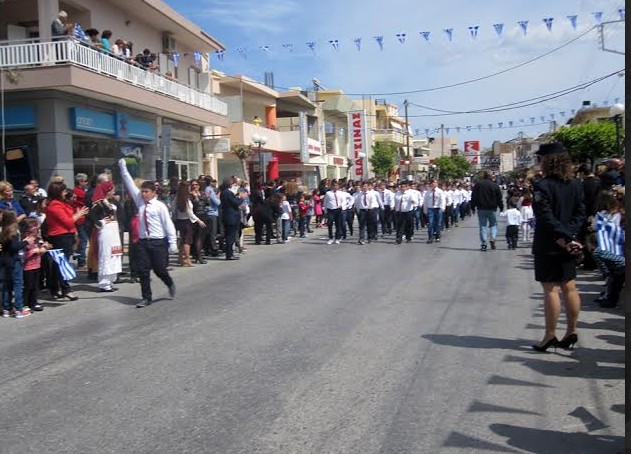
[162,32,177,53]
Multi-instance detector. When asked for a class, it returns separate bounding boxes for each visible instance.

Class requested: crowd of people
[0,145,624,320]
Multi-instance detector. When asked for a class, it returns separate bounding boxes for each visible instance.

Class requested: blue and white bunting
[493,23,504,38]
[592,12,603,24]
[236,46,247,59]
[443,28,453,41]
[466,125,471,132]
[306,42,316,54]
[354,38,362,51]
[550,113,555,119]
[498,122,503,128]
[571,109,576,115]
[518,20,529,36]
[260,45,270,52]
[530,117,535,124]
[456,126,461,133]
[477,125,482,131]
[374,35,384,50]
[420,31,431,42]
[282,43,293,52]
[396,33,406,44]
[329,39,339,51]
[540,116,545,122]
[618,8,625,20]
[488,124,493,130]
[567,15,578,30]
[468,25,479,39]
[543,17,554,32]
[560,111,565,117]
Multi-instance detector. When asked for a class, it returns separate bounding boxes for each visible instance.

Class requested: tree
[369,141,398,178]
[433,155,471,180]
[550,121,621,164]
[230,144,254,180]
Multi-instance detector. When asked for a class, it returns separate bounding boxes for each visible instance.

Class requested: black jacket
[471,178,503,211]
[532,177,585,256]
[219,189,243,226]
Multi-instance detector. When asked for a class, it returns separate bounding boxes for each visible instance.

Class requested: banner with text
[464,140,480,166]
[348,110,367,177]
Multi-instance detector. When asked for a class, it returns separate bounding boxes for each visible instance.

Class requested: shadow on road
[422,334,531,350]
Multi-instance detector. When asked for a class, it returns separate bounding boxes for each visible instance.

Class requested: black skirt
[534,253,577,283]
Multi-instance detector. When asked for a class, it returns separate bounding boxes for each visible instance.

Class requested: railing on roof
[0,37,227,116]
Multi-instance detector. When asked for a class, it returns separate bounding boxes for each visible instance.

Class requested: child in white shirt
[280,194,292,243]
[501,201,522,250]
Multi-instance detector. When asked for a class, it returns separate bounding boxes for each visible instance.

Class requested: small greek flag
[73,23,89,42]
[48,249,77,281]
[596,213,625,256]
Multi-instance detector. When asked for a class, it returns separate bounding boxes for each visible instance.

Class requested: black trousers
[23,269,40,308]
[444,205,453,229]
[137,238,173,301]
[395,211,414,242]
[344,210,354,237]
[506,225,519,248]
[327,209,343,240]
[380,207,393,234]
[367,208,379,239]
[223,222,238,258]
[254,216,274,244]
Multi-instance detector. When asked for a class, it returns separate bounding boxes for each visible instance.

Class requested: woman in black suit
[531,142,586,352]
[219,179,247,260]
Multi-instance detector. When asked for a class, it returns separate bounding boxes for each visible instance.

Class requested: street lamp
[252,133,268,184]
[404,160,410,180]
[609,103,625,157]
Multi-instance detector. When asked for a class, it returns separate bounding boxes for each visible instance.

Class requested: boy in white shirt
[500,200,522,250]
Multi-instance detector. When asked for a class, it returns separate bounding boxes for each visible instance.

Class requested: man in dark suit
[219,179,247,260]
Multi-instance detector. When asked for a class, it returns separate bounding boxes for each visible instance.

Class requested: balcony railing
[0,38,227,116]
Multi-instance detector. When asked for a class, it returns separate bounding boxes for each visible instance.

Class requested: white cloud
[195,0,299,34]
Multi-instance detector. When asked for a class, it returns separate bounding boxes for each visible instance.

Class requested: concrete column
[37,132,73,187]
[38,0,59,42]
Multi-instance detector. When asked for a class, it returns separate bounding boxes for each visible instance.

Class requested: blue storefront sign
[0,105,36,129]
[71,108,155,141]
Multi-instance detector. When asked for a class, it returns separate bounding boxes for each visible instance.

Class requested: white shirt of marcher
[119,161,177,246]
[381,189,395,207]
[341,190,354,210]
[394,190,416,212]
[444,190,453,206]
[323,190,342,210]
[424,187,446,211]
[409,188,422,208]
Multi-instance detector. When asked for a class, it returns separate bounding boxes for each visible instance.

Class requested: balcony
[373,128,406,144]
[0,38,227,118]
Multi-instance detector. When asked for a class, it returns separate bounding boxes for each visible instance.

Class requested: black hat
[536,142,565,156]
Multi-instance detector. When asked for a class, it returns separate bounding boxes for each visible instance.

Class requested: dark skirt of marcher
[175,219,194,244]
[534,253,577,283]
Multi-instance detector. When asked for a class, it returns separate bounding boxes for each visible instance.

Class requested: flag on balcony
[518,20,529,36]
[420,31,431,42]
[567,15,578,30]
[493,23,504,38]
[73,23,89,43]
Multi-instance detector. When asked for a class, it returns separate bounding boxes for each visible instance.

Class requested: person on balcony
[100,30,113,53]
[84,28,103,49]
[51,11,72,40]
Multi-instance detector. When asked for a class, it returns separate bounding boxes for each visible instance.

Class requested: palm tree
[231,144,254,180]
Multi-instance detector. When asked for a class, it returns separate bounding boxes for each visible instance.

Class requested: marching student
[424,179,446,243]
[340,186,355,240]
[323,180,343,244]
[118,158,178,308]
[409,183,423,232]
[393,181,416,244]
[378,182,394,236]
[451,184,463,227]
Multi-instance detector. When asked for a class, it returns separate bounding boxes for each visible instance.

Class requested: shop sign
[203,138,231,153]
[307,138,322,155]
[347,110,366,176]
[299,111,309,163]
[70,107,116,135]
[333,157,345,166]
[0,105,35,129]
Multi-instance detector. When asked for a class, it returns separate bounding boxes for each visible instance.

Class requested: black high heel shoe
[557,333,578,350]
[531,337,558,352]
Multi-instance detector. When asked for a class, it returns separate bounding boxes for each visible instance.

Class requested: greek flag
[47,249,77,281]
[73,23,89,42]
[596,213,624,256]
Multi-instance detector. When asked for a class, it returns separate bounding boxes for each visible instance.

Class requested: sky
[165,0,625,149]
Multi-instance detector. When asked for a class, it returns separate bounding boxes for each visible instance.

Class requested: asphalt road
[0,216,625,454]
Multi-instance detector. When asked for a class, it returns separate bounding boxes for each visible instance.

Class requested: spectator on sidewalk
[471,171,503,251]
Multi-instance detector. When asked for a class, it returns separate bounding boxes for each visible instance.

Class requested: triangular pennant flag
[444,28,453,41]
[468,25,479,39]
[282,43,293,52]
[420,31,431,42]
[560,111,565,117]
[618,8,625,20]
[374,35,384,50]
[540,116,545,122]
[329,39,339,51]
[353,38,362,51]
[466,125,471,132]
[425,128,430,135]
[518,20,529,36]
[614,97,620,103]
[236,46,247,59]
[508,120,514,127]
[493,23,504,38]
[543,17,554,32]
[477,125,482,131]
[172,52,180,66]
[567,15,578,30]
[414,128,419,136]
[570,109,576,115]
[498,122,503,128]
[488,124,493,129]
[603,100,609,106]
[456,127,461,133]
[445,127,450,134]
[592,12,603,24]
[260,45,271,52]
[193,51,201,66]
[520,119,524,123]
[550,113,555,119]
[530,117,535,123]
[306,42,316,54]
[396,33,406,44]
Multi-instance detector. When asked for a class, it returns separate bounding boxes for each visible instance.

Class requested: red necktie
[381,192,385,202]
[144,201,150,237]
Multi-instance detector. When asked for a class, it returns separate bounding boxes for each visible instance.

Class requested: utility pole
[404,100,410,179]
[440,123,445,156]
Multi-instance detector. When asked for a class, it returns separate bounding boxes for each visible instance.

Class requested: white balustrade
[0,38,227,116]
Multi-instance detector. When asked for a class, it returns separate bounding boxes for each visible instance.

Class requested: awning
[390,121,403,130]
